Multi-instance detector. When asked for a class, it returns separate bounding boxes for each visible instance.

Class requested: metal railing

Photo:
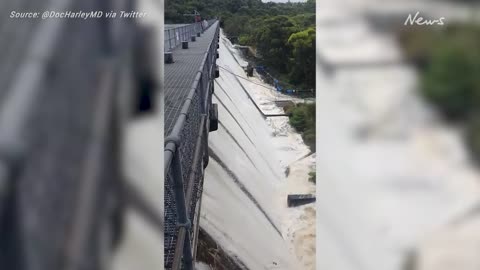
[164,19,218,51]
[0,1,165,270]
[164,20,219,270]
[0,1,129,268]
[164,22,202,52]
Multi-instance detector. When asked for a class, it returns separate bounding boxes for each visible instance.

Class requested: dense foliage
[165,0,316,90]
[288,26,315,88]
[224,12,315,91]
[398,23,480,163]
[165,0,315,24]
[286,103,316,152]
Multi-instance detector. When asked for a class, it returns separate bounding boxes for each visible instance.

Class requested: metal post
[184,114,207,264]
[181,27,184,43]
[200,75,207,115]
[184,26,187,42]
[171,153,193,270]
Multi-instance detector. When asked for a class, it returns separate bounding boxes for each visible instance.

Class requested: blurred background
[0,0,164,270]
[315,0,480,270]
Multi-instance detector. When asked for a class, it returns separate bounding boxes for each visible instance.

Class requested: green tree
[422,40,480,119]
[400,23,480,166]
[223,15,250,38]
[287,103,316,151]
[288,27,315,89]
[252,16,296,72]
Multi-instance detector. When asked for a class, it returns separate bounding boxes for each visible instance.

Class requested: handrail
[0,0,75,221]
[164,20,218,176]
[164,20,220,270]
[164,20,218,52]
[0,1,174,269]
[0,1,138,269]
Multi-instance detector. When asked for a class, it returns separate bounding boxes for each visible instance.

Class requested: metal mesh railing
[164,23,202,52]
[164,89,202,268]
[164,21,219,270]
[164,19,218,51]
